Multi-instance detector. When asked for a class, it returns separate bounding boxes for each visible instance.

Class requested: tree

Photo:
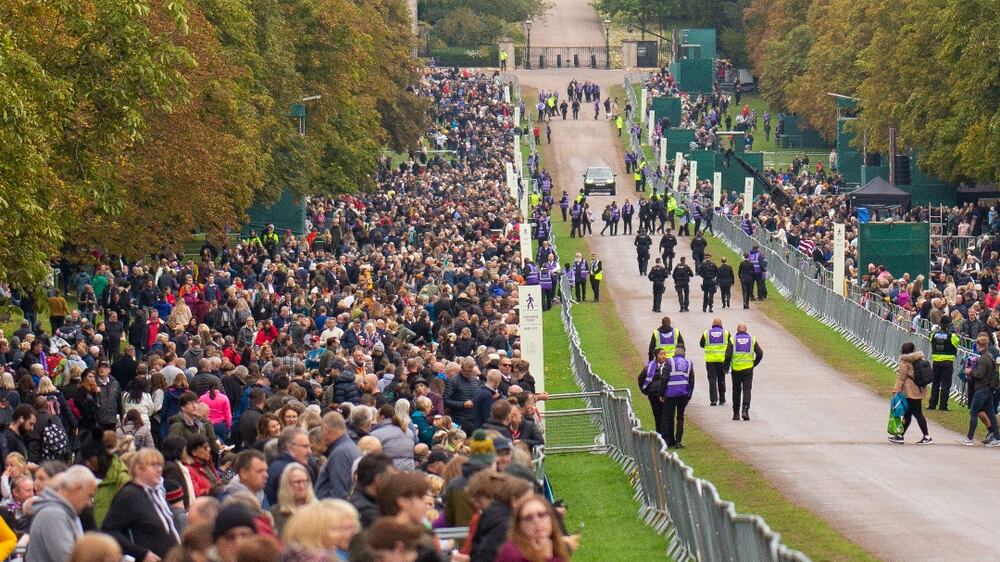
[757,24,813,111]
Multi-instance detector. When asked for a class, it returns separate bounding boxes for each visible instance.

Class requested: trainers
[955,437,975,446]
[916,436,933,445]
[986,438,1000,448]
[888,435,904,444]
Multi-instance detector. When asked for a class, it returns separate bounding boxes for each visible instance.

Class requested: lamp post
[295,95,322,136]
[524,19,532,69]
[604,19,611,69]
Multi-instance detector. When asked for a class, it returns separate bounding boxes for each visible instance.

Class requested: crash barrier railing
[622,73,974,405]
[552,273,810,561]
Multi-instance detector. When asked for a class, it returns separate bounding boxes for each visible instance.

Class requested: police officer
[672,257,694,312]
[727,323,764,420]
[648,258,668,313]
[648,315,683,360]
[639,348,670,434]
[690,231,707,267]
[634,229,653,275]
[738,252,755,309]
[638,198,652,232]
[675,202,689,236]
[699,254,719,313]
[659,344,695,448]
[651,195,667,234]
[589,253,603,302]
[659,229,677,271]
[928,317,960,411]
[699,318,730,406]
[634,166,643,192]
[717,257,735,308]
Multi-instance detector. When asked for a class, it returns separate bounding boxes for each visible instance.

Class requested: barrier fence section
[622,74,972,405]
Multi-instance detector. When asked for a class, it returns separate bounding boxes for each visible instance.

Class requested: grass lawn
[702,234,974,436]
[542,301,668,560]
[533,116,876,561]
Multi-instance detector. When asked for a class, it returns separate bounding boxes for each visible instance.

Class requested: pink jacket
[200,391,232,428]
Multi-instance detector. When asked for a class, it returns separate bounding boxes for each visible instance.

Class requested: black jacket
[348,489,379,529]
[738,260,755,283]
[699,261,719,287]
[647,265,668,287]
[102,482,179,559]
[659,235,677,256]
[471,502,513,562]
[690,236,708,254]
[512,418,544,449]
[717,263,735,286]
[634,234,652,256]
[332,371,362,404]
[672,263,694,285]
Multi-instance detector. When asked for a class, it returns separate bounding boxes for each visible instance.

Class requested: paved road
[528,0,604,47]
[517,66,1000,561]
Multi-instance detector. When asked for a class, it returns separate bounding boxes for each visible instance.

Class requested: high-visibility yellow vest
[652,328,680,358]
[499,51,508,61]
[929,331,958,363]
[634,170,642,181]
[667,197,677,212]
[703,327,729,363]
[731,332,756,372]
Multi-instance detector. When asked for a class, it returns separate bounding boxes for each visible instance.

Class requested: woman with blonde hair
[168,298,193,330]
[68,531,122,562]
[495,494,572,562]
[282,499,360,561]
[270,462,317,534]
[101,448,180,560]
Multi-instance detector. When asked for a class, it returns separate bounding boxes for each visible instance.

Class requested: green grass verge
[538,126,876,560]
[702,234,973,436]
[542,304,667,560]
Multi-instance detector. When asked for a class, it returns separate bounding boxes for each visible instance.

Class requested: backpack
[912,359,933,387]
[41,418,70,460]
[45,395,62,417]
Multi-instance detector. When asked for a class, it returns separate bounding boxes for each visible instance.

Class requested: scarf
[142,479,180,541]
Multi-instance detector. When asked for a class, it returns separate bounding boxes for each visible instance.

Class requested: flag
[857,207,870,223]
[798,238,816,255]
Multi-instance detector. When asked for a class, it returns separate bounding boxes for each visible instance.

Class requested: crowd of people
[0,67,579,562]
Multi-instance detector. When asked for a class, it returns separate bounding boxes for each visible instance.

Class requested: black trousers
[590,278,601,302]
[706,363,727,404]
[741,280,754,308]
[652,287,664,312]
[623,217,633,234]
[663,252,674,271]
[903,398,929,437]
[693,251,704,267]
[561,207,567,221]
[638,254,649,275]
[702,284,715,312]
[719,284,732,307]
[732,370,754,414]
[570,219,581,237]
[928,361,953,410]
[754,275,767,299]
[676,284,689,311]
[575,280,587,301]
[648,394,664,434]
[542,287,553,310]
[610,220,618,236]
[660,397,689,447]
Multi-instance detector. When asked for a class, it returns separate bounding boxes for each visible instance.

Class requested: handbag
[890,391,908,418]
[887,415,904,437]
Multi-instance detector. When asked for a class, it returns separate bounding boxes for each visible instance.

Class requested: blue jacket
[265,452,296,506]
[472,385,497,429]
[314,434,359,500]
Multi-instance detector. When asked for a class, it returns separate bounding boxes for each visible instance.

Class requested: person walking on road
[639,348,670,434]
[717,257,734,308]
[749,245,768,300]
[659,229,677,271]
[690,231,707,267]
[956,334,1000,446]
[672,257,694,312]
[699,254,718,313]
[659,345,695,449]
[700,318,730,406]
[635,229,653,275]
[589,253,603,302]
[928,317,959,411]
[738,253,755,309]
[889,342,932,444]
[649,316,683,360]
[648,259,668,313]
[727,323,763,420]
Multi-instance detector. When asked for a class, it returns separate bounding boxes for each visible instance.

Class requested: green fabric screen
[858,223,929,287]
[668,59,714,94]
[244,188,307,236]
[651,97,682,128]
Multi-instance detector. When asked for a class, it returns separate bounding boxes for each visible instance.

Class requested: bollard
[574,54,579,67]
[556,54,562,68]
[539,55,545,69]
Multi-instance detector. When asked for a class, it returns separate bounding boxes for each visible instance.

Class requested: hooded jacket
[25,487,82,562]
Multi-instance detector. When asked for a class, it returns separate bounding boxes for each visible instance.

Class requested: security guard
[634,167,643,192]
[666,193,678,230]
[639,348,671,434]
[717,257,735,308]
[647,258,668,312]
[699,318,730,406]
[245,230,263,249]
[690,231,707,267]
[671,257,694,313]
[659,344,695,449]
[589,253,603,302]
[523,258,540,286]
[634,229,653,275]
[659,229,677,271]
[648,316,684,360]
[699,254,719,313]
[928,316,960,411]
[499,50,508,71]
[529,191,541,209]
[727,323,764,420]
[262,224,280,255]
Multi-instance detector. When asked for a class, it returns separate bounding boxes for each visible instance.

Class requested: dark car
[583,166,616,196]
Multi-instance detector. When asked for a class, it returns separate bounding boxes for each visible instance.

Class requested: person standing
[659,345,695,449]
[499,50,508,71]
[609,202,620,236]
[639,349,670,434]
[738,253,755,309]
[727,323,763,420]
[622,199,634,235]
[539,256,556,311]
[648,316,683,360]
[749,245,767,300]
[699,255,719,313]
[700,319,730,406]
[545,123,552,144]
[717,257,735,308]
[956,334,1000,446]
[572,253,589,302]
[571,98,580,119]
[616,113,624,137]
[558,191,569,222]
[648,259,668,313]
[569,200,583,238]
[589,253,603,303]
[634,229,653,275]
[889,343,932,444]
[672,257,694,313]
[927,318,959,411]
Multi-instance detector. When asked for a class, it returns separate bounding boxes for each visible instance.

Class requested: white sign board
[514,106,521,127]
[672,152,684,193]
[513,135,522,176]
[519,222,533,265]
[640,88,648,122]
[688,160,698,197]
[833,223,846,297]
[713,172,722,208]
[519,285,545,395]
[647,111,655,145]
[504,85,510,104]
[506,162,516,199]
[743,177,754,218]
[659,142,667,174]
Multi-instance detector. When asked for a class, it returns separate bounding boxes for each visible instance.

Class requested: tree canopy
[0,0,425,288]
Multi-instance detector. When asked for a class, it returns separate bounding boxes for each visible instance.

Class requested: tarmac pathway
[517,65,1000,561]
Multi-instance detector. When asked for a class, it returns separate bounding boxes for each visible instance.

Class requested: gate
[636,41,658,67]
[527,46,609,69]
